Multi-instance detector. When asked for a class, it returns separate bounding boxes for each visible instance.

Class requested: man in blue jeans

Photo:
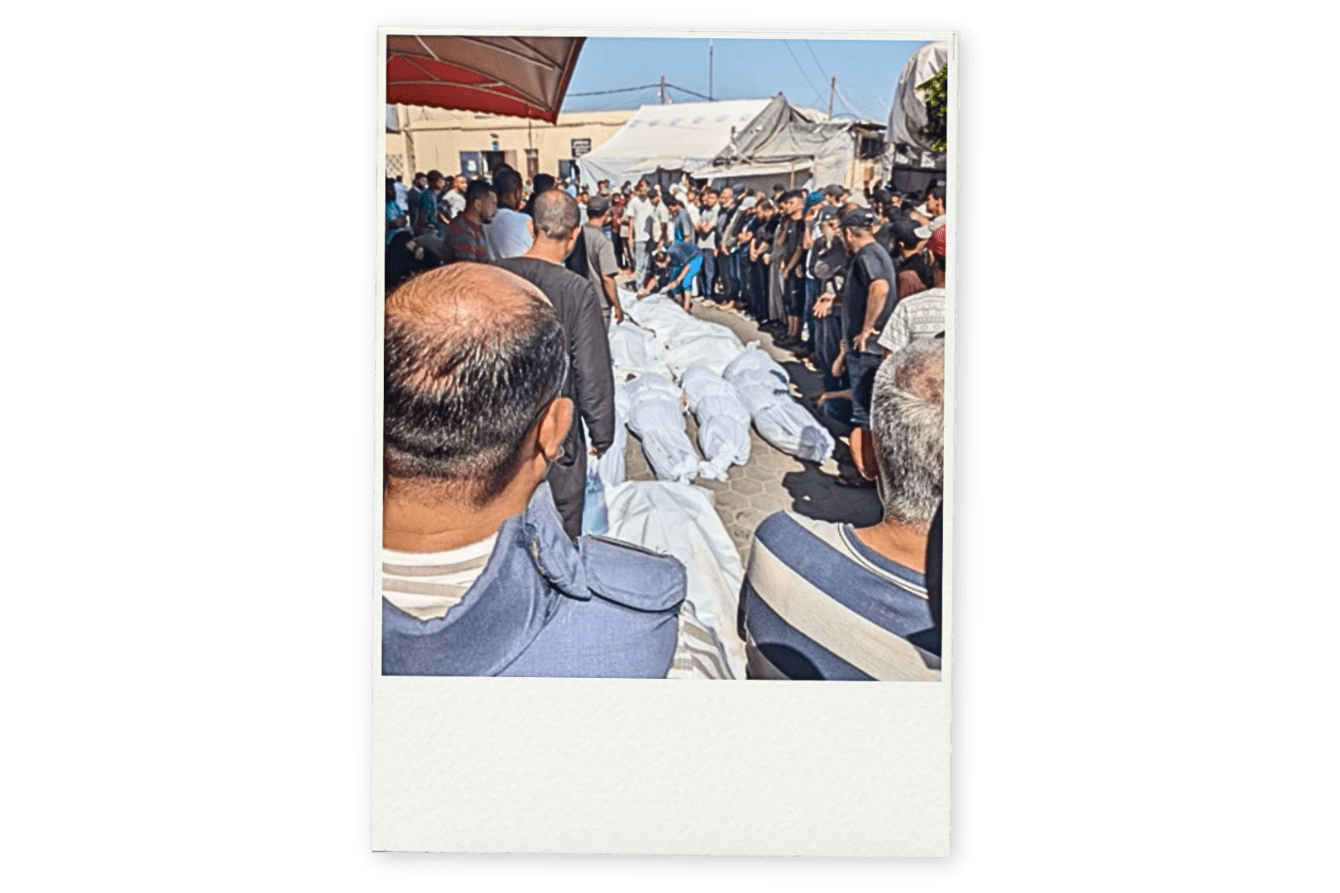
[637,241,703,312]
[835,207,897,429]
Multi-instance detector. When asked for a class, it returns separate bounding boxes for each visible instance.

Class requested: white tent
[576,98,771,189]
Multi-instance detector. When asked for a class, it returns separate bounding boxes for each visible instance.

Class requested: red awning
[387,35,585,123]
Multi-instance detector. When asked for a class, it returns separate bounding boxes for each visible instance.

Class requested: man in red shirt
[443,179,498,263]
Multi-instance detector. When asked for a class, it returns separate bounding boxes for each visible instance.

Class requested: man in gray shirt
[581,195,624,324]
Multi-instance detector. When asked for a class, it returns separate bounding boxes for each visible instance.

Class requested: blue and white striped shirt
[740,512,941,681]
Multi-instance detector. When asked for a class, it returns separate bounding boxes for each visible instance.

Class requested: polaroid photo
[375,28,955,856]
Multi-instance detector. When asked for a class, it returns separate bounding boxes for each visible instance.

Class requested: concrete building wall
[384,106,634,186]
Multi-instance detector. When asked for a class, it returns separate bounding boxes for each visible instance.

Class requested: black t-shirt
[842,241,897,345]
[780,216,804,257]
[874,221,896,254]
[741,217,761,254]
[757,217,779,258]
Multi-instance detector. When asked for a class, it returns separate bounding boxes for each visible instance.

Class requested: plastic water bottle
[582,467,609,535]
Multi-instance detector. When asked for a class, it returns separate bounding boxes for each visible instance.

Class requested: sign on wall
[570,138,592,157]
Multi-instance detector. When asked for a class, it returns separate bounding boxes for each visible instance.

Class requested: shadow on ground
[781,465,882,526]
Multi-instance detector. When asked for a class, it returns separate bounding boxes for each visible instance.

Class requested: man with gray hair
[738,338,945,680]
[381,263,685,677]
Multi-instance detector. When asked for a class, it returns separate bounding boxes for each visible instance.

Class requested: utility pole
[659,75,666,105]
[829,75,836,120]
[709,38,714,100]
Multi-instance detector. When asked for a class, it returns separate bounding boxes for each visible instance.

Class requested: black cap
[840,208,879,229]
[824,183,848,198]
[586,195,610,215]
[889,217,924,245]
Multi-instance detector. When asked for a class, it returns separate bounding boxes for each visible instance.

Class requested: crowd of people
[383,161,948,681]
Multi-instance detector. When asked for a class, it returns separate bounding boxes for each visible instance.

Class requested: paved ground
[618,286,881,565]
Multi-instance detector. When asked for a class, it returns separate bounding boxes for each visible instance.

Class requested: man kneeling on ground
[381,264,686,677]
[636,241,703,312]
[738,338,945,681]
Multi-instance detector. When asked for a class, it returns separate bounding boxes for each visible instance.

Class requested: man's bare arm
[856,279,891,352]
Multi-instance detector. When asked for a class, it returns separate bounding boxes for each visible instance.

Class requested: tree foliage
[918,66,948,155]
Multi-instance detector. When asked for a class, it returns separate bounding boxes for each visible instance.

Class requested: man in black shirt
[836,207,897,429]
[776,190,808,347]
[889,218,934,298]
[494,189,616,540]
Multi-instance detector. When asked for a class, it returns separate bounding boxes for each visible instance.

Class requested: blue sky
[561,37,928,122]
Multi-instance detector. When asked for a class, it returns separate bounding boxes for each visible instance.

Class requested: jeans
[727,251,744,302]
[634,241,651,288]
[814,314,844,392]
[698,250,718,301]
[802,278,821,350]
[821,395,854,427]
[846,346,884,429]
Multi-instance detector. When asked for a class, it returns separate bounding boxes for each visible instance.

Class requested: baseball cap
[805,190,825,210]
[586,195,610,215]
[815,205,840,223]
[928,226,947,257]
[891,218,925,245]
[823,183,848,199]
[840,208,879,229]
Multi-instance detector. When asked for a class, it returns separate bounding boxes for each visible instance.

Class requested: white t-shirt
[650,203,670,243]
[626,195,654,244]
[445,190,467,219]
[484,207,534,260]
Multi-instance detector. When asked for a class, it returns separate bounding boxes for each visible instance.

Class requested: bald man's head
[384,264,566,505]
[531,188,581,241]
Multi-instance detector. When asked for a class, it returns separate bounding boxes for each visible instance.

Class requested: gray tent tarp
[695,94,859,190]
[882,41,948,192]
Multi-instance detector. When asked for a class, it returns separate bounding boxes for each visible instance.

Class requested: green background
[7,1,1329,884]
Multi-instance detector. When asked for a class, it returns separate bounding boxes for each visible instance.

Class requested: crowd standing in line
[383,161,948,680]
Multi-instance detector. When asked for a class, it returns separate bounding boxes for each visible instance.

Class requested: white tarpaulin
[576,98,772,189]
[680,365,751,481]
[723,346,835,464]
[605,481,746,678]
[624,373,700,484]
[608,319,671,381]
[625,295,746,378]
[592,384,630,489]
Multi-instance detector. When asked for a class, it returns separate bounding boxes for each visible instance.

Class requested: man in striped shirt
[442,179,496,262]
[739,338,945,680]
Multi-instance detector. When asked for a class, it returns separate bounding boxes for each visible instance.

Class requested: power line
[665,82,712,102]
[802,40,829,84]
[567,83,661,97]
[781,40,825,106]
